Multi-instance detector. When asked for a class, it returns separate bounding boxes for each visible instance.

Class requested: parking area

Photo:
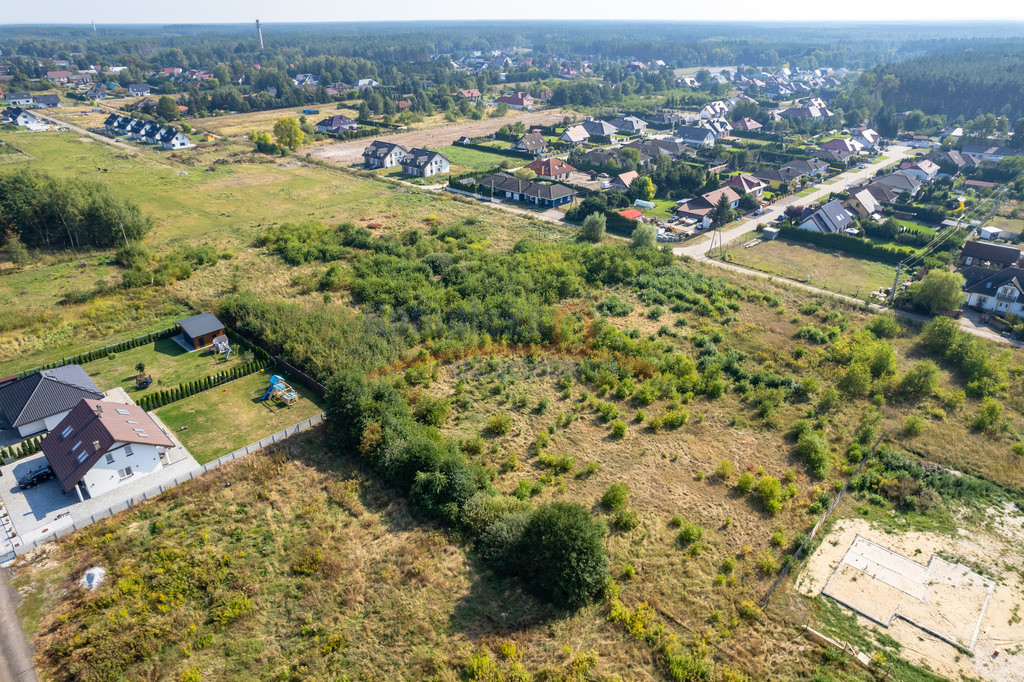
[0,412,198,560]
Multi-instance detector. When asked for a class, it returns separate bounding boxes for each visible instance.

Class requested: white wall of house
[80,442,164,498]
[16,410,72,438]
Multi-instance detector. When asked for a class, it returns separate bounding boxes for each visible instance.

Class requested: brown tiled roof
[42,399,173,493]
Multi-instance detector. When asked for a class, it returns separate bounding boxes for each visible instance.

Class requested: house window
[61,426,73,439]
[116,409,130,415]
[125,445,133,456]
[117,467,134,480]
[105,452,115,464]
[76,450,88,464]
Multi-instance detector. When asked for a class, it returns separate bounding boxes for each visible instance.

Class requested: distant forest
[866,45,1024,120]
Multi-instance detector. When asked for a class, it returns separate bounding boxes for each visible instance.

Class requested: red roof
[526,157,576,177]
[619,208,644,220]
[965,180,996,188]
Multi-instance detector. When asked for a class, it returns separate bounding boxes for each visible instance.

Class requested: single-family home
[700,101,730,119]
[731,117,763,131]
[128,84,151,97]
[820,138,863,153]
[4,93,33,107]
[962,267,1024,316]
[175,313,226,350]
[1,107,44,129]
[581,148,651,170]
[960,241,1022,269]
[355,79,379,91]
[898,133,940,149]
[559,125,590,146]
[607,116,648,135]
[863,181,903,205]
[46,70,72,83]
[526,157,576,181]
[143,123,166,145]
[158,127,191,150]
[676,187,741,221]
[852,128,881,149]
[753,167,807,189]
[648,112,691,127]
[511,132,548,156]
[812,148,854,165]
[798,199,854,234]
[495,92,534,110]
[41,399,175,499]
[782,158,830,176]
[85,85,107,100]
[725,173,767,197]
[874,172,922,196]
[456,89,482,101]
[898,160,940,182]
[675,125,716,148]
[477,173,575,207]
[581,119,618,137]
[609,171,640,191]
[401,148,450,177]
[927,150,969,171]
[315,114,359,135]
[0,366,104,438]
[363,140,409,169]
[844,189,883,220]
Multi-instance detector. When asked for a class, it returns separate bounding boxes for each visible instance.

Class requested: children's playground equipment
[261,374,297,406]
[211,334,230,360]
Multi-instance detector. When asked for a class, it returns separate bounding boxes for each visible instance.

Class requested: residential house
[798,199,855,234]
[495,92,534,110]
[938,127,963,140]
[526,157,576,181]
[852,128,881,149]
[960,145,1023,162]
[624,139,690,159]
[731,117,763,131]
[67,73,92,85]
[874,172,922,196]
[609,171,639,191]
[315,114,359,135]
[725,173,767,197]
[559,125,590,146]
[41,399,175,499]
[844,189,883,220]
[1,107,44,129]
[511,132,548,156]
[581,119,618,137]
[675,125,716,148]
[401,148,451,178]
[607,116,647,135]
[820,138,863,153]
[477,173,576,207]
[363,140,409,169]
[700,101,730,119]
[753,167,806,189]
[581,148,651,169]
[927,149,969,172]
[162,67,183,76]
[4,92,33,107]
[46,70,71,83]
[779,100,834,119]
[676,187,741,221]
[355,79,379,91]
[143,122,166,145]
[812,148,854,165]
[963,267,1024,317]
[863,181,903,205]
[85,85,107,100]
[456,89,482,101]
[158,127,191,150]
[782,158,829,176]
[898,160,940,182]
[648,112,691,127]
[128,83,150,97]
[176,313,225,350]
[0,366,103,438]
[898,133,939,149]
[960,241,1022,269]
[293,74,319,87]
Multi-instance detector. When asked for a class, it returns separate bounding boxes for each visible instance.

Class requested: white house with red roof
[526,157,577,180]
[725,173,768,197]
[898,160,940,182]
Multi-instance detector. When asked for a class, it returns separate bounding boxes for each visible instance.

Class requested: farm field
[154,370,324,463]
[724,233,897,296]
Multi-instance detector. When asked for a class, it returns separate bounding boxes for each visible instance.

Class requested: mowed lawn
[155,370,324,463]
[83,337,243,398]
[725,233,897,296]
[435,144,518,173]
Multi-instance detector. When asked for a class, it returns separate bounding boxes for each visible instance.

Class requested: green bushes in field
[795,430,832,479]
[601,482,630,512]
[921,316,1007,397]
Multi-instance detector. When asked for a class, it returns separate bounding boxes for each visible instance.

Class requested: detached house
[559,125,590,146]
[495,92,534,110]
[725,173,767,197]
[963,267,1024,317]
[85,85,107,100]
[158,126,191,150]
[526,157,576,180]
[128,83,151,97]
[41,399,175,500]
[0,366,103,439]
[363,140,409,169]
[32,94,62,109]
[676,187,741,221]
[731,117,762,131]
[1,107,44,129]
[961,241,1022,270]
[477,173,575,208]
[897,160,940,182]
[798,200,855,234]
[511,132,548,156]
[581,119,618,137]
[845,189,882,220]
[315,114,359,135]
[4,93,33,107]
[607,116,648,135]
[401,148,450,178]
[852,128,881,149]
[820,138,863,153]
[675,125,716,148]
[456,89,482,101]
[782,158,829,177]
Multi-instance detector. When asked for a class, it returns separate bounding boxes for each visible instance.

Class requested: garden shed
[175,313,226,350]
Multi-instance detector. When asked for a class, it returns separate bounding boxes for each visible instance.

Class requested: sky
[4,0,1024,24]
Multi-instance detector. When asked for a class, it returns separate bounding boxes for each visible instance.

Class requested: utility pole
[256,20,264,51]
[887,263,903,306]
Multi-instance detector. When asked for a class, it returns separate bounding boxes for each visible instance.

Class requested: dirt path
[0,570,37,682]
[29,110,136,153]
[310,109,571,165]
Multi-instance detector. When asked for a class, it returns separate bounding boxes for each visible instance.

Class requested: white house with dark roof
[581,119,618,137]
[4,93,33,107]
[963,267,1024,317]
[128,84,151,97]
[675,126,716,148]
[32,94,61,109]
[401,148,450,177]
[315,114,359,135]
[363,140,409,169]
[1,107,45,129]
[0,366,103,438]
[511,132,548,156]
[798,199,855,234]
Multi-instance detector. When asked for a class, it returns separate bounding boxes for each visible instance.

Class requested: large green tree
[273,117,305,150]
[580,212,606,243]
[630,223,657,250]
[913,269,966,312]
[155,95,180,121]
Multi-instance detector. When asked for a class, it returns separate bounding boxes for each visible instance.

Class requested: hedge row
[17,327,178,378]
[136,359,271,411]
[0,435,44,462]
[776,225,914,264]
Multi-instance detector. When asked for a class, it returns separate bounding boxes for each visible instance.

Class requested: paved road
[673,145,916,259]
[0,570,37,682]
[29,109,136,153]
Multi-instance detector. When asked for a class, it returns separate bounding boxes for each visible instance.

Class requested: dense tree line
[0,170,152,249]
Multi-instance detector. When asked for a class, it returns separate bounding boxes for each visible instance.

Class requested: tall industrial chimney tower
[256,20,264,50]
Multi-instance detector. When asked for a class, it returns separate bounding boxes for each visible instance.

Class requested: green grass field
[724,232,897,296]
[83,336,243,398]
[155,370,324,463]
[435,144,519,173]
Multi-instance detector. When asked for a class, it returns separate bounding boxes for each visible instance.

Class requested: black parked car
[17,465,55,490]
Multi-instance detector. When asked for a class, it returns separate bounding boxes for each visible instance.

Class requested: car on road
[753,207,767,216]
[858,163,867,169]
[775,214,786,222]
[18,465,55,490]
